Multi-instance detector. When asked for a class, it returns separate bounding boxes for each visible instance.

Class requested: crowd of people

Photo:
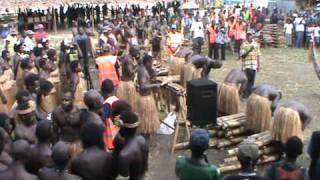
[0,1,319,180]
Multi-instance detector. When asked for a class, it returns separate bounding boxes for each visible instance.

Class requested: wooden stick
[225,126,246,137]
[217,136,246,149]
[174,142,189,150]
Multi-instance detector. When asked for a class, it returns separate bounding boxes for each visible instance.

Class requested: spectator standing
[216,20,229,61]
[284,19,294,47]
[224,140,268,180]
[265,136,309,180]
[207,21,218,60]
[306,22,315,48]
[240,31,261,98]
[313,23,320,47]
[308,131,320,180]
[191,16,205,43]
[294,15,306,48]
[176,129,221,180]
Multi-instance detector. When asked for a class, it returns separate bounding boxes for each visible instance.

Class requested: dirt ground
[46,32,320,179]
[148,47,320,180]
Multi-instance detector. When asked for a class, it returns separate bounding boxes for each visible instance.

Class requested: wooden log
[217,113,246,122]
[221,119,246,129]
[174,142,189,150]
[225,126,247,137]
[217,136,246,149]
[208,129,218,137]
[209,138,218,147]
[220,154,280,174]
[250,131,270,139]
[223,156,238,164]
[262,146,276,155]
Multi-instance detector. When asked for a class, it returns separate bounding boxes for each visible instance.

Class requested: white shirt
[314,27,320,37]
[294,17,305,32]
[284,23,293,34]
[23,36,35,52]
[191,21,205,39]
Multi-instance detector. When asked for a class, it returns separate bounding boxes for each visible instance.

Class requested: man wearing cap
[23,30,35,52]
[240,31,261,99]
[224,140,268,180]
[176,129,221,180]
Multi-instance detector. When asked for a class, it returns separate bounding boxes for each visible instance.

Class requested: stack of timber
[219,131,280,174]
[260,24,285,48]
[207,113,249,149]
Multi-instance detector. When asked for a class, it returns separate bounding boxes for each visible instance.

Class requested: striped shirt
[240,40,261,70]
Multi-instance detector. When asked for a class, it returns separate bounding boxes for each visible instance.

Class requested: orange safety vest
[208,26,217,44]
[235,23,246,40]
[103,96,119,150]
[229,20,236,38]
[96,56,120,86]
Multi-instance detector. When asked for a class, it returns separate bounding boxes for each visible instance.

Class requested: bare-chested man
[26,120,53,174]
[218,69,248,115]
[81,90,105,128]
[14,98,38,144]
[0,128,12,171]
[114,110,148,180]
[181,53,222,87]
[52,89,82,158]
[0,113,12,153]
[70,122,115,180]
[38,58,51,80]
[0,140,38,180]
[69,61,86,108]
[24,73,41,102]
[38,141,81,180]
[272,101,312,144]
[246,84,282,133]
[136,54,162,138]
[116,53,138,110]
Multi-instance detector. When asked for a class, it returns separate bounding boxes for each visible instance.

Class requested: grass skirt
[180,63,202,88]
[169,56,185,76]
[245,94,272,132]
[136,94,160,135]
[272,107,304,143]
[218,83,240,115]
[116,81,138,111]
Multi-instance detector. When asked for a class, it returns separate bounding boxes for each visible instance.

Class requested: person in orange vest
[95,44,120,87]
[228,16,237,54]
[235,17,247,58]
[101,79,119,150]
[207,20,219,60]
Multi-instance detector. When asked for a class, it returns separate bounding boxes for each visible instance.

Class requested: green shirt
[176,155,221,180]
